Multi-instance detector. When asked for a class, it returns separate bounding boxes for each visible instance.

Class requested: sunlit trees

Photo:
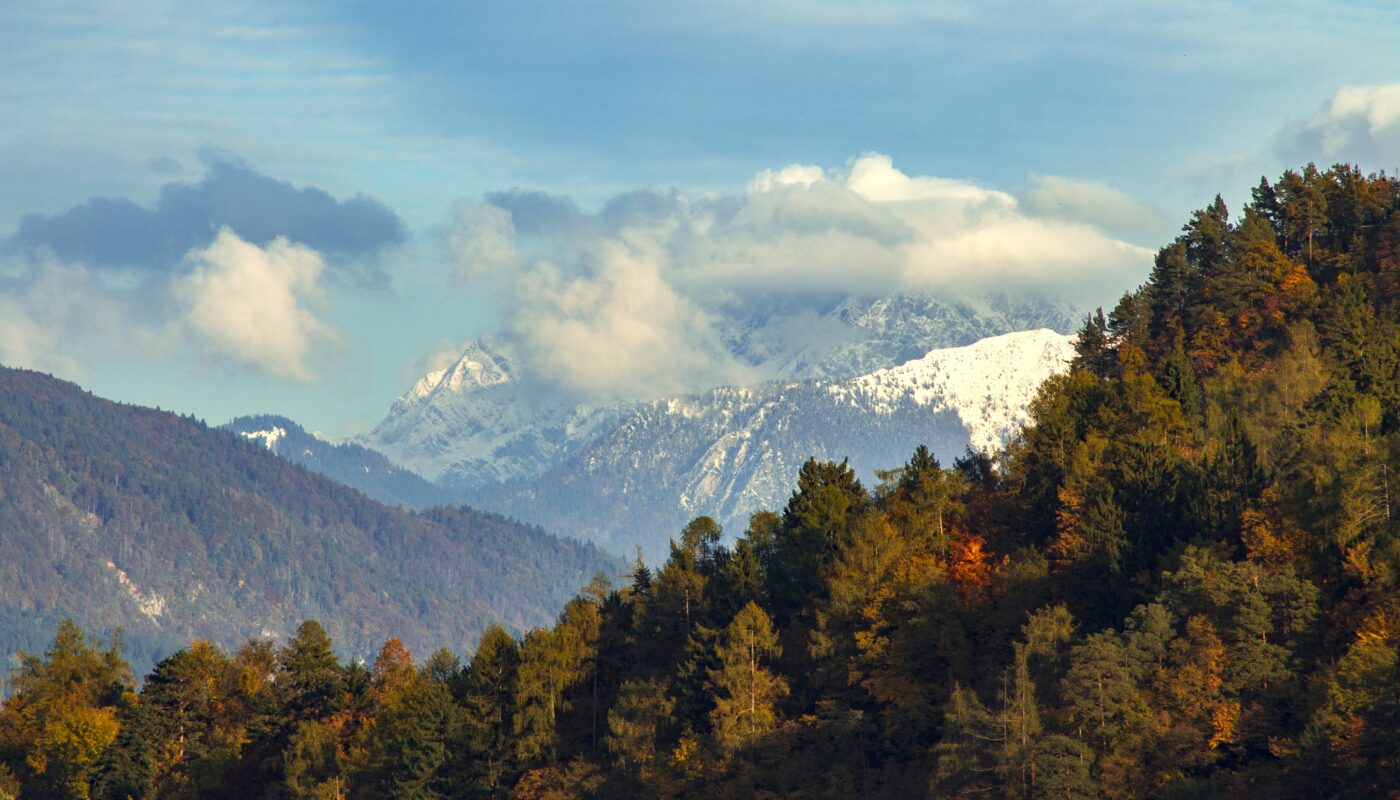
[0,621,131,800]
[707,602,786,759]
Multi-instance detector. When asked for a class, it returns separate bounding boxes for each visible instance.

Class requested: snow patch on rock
[241,427,286,452]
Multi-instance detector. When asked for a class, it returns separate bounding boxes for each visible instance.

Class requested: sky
[3,0,1400,436]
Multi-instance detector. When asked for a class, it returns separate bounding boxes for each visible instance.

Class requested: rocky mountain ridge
[358,291,1079,496]
[460,328,1076,558]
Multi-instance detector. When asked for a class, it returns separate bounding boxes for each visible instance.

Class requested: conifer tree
[707,602,787,759]
[1072,308,1116,378]
[605,679,674,775]
[279,621,345,722]
[361,678,452,800]
[456,625,518,798]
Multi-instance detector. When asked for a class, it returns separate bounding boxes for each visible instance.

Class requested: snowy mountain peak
[832,328,1075,454]
[362,290,1080,504]
[403,339,513,405]
[461,327,1077,559]
[360,336,622,488]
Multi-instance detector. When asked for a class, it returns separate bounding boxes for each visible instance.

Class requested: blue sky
[3,1,1400,435]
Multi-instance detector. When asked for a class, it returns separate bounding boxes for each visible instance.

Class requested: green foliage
[361,678,453,800]
[604,679,673,773]
[0,620,131,800]
[454,624,518,797]
[707,602,786,759]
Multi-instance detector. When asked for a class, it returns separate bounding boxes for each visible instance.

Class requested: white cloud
[448,202,520,281]
[174,228,338,382]
[513,240,753,399]
[748,163,824,192]
[0,258,155,375]
[0,230,346,386]
[1278,83,1400,169]
[1018,174,1168,236]
[450,153,1154,399]
[846,153,1013,206]
[0,294,74,375]
[680,154,1152,297]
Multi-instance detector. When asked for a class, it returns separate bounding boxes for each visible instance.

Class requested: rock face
[349,291,1080,559]
[462,329,1076,560]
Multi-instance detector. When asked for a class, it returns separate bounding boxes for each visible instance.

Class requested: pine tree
[362,678,452,800]
[1275,165,1328,264]
[1072,309,1115,378]
[930,684,1001,797]
[279,621,345,722]
[281,720,341,799]
[455,625,518,798]
[604,679,674,774]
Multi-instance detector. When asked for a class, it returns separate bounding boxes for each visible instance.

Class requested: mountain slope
[464,329,1075,558]
[360,292,1078,495]
[224,414,454,509]
[357,338,621,490]
[0,367,621,673]
[719,291,1080,380]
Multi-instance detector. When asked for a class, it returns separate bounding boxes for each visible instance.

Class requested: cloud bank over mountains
[0,229,342,384]
[0,152,1161,400]
[1279,83,1400,169]
[446,153,1155,399]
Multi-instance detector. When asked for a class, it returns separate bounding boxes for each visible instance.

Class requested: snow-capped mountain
[721,292,1080,380]
[461,329,1076,559]
[830,327,1074,454]
[357,338,623,491]
[360,292,1079,496]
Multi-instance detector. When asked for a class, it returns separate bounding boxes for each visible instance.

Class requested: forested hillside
[5,162,1400,798]
[0,369,621,675]
[223,414,457,510]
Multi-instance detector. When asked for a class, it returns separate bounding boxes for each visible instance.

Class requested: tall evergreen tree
[279,621,345,722]
[707,603,787,760]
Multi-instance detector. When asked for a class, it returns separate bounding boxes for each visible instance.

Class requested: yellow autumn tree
[0,620,132,800]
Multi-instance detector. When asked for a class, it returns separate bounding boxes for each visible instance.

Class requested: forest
[0,365,620,675]
[4,162,1400,798]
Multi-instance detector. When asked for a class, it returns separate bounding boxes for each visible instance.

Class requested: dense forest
[0,371,620,675]
[5,162,1400,798]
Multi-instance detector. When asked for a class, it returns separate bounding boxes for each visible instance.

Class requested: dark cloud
[484,189,590,241]
[599,188,683,231]
[7,158,405,282]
